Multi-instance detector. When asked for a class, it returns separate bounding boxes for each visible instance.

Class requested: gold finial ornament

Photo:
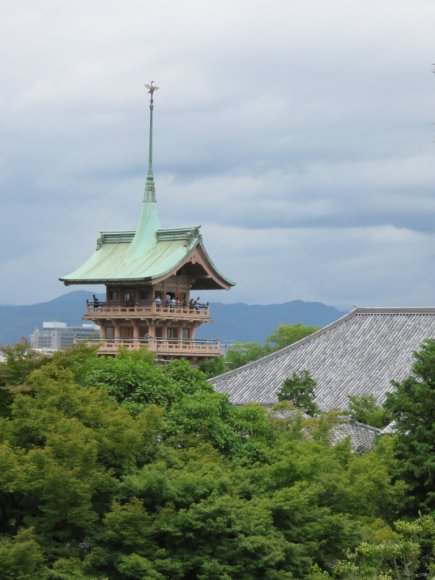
[145,81,159,103]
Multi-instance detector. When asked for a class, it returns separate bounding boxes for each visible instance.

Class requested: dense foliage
[385,339,435,515]
[0,342,433,578]
[346,394,390,428]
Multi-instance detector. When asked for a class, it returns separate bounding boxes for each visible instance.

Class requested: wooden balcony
[92,337,220,359]
[84,301,211,322]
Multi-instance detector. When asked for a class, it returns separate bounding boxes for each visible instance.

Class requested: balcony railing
[84,300,210,321]
[92,337,220,358]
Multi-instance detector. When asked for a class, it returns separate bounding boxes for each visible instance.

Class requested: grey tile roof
[329,419,381,452]
[211,308,435,411]
[270,409,381,452]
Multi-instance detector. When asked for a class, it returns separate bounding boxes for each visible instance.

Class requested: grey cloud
[1,0,435,308]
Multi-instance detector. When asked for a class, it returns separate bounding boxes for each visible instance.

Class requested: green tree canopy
[0,345,430,577]
[277,370,319,416]
[223,341,266,371]
[346,394,390,428]
[0,340,48,388]
[384,339,435,514]
[265,323,320,352]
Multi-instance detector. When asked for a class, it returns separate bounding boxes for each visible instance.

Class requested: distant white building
[30,321,99,353]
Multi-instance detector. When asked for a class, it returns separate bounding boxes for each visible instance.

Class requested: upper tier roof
[59,84,234,291]
[210,307,435,410]
[60,225,234,289]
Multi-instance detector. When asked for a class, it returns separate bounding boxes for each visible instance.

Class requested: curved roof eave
[150,239,235,289]
[197,240,235,288]
[59,237,234,289]
[59,225,235,289]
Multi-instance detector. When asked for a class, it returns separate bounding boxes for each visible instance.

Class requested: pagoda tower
[60,83,234,363]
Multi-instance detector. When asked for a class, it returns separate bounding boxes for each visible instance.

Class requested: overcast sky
[1,0,435,308]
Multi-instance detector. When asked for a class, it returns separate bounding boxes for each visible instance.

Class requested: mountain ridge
[0,291,347,345]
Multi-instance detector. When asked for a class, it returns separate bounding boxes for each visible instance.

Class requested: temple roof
[59,84,234,291]
[210,307,435,410]
[60,226,233,289]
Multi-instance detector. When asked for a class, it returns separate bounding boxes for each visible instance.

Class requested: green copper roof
[60,226,234,288]
[60,227,194,283]
[128,199,160,256]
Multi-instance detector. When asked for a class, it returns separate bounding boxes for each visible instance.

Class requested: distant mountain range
[0,291,347,346]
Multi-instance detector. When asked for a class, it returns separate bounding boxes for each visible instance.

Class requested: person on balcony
[155,296,161,310]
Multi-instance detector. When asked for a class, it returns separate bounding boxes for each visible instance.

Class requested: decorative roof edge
[97,231,135,247]
[197,240,236,288]
[157,226,201,243]
[149,241,234,289]
[94,227,202,248]
[60,276,153,285]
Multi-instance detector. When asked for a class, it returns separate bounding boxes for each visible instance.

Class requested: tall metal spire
[144,81,159,202]
[127,82,161,256]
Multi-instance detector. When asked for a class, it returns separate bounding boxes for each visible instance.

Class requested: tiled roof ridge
[97,227,202,246]
[211,306,435,383]
[353,307,435,314]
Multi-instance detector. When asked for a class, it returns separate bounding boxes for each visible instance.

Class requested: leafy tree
[333,514,435,579]
[80,348,184,410]
[265,323,320,352]
[0,341,49,418]
[0,341,48,388]
[277,370,319,416]
[0,528,46,579]
[384,339,435,514]
[346,394,390,428]
[0,364,162,574]
[49,341,100,384]
[198,356,226,378]
[0,344,424,577]
[224,341,266,370]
